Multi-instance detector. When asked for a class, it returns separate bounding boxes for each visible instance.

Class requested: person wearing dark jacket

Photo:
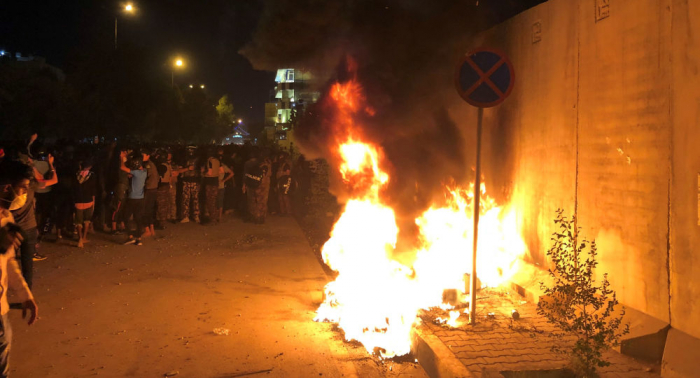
[73,158,97,248]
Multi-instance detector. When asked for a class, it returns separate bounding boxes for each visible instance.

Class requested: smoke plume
[241,0,545,245]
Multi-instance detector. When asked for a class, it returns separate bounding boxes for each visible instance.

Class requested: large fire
[314,79,528,358]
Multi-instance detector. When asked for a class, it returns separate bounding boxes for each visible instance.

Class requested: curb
[411,325,473,378]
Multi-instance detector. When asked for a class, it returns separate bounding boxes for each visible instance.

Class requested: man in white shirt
[0,160,39,377]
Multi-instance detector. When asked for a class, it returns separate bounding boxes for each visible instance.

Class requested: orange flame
[314,78,528,358]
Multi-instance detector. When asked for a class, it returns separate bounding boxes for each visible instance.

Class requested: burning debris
[311,75,529,358]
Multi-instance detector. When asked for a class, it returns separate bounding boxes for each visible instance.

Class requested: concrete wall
[577,0,672,328]
[670,0,700,342]
[452,0,700,342]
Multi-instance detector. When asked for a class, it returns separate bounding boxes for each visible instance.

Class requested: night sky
[0,0,546,125]
[0,0,274,124]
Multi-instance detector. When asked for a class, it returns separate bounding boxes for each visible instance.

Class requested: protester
[0,160,39,378]
[142,149,159,237]
[110,148,129,235]
[73,158,97,248]
[203,148,221,223]
[165,152,178,222]
[121,156,147,246]
[155,150,172,229]
[218,159,234,222]
[8,152,57,288]
[32,147,54,242]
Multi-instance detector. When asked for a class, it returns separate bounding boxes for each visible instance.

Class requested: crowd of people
[0,133,317,376]
[0,134,313,263]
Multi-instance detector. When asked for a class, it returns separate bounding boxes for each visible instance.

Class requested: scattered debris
[164,371,179,377]
[511,309,520,320]
[213,328,230,336]
[230,368,273,377]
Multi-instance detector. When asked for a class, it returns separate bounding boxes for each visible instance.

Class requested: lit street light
[238,119,243,124]
[115,3,135,50]
[189,84,193,88]
[171,58,184,88]
[200,84,205,89]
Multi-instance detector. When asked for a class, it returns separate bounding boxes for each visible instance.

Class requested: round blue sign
[455,48,515,108]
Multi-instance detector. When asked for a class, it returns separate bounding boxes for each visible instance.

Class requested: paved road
[9,216,427,378]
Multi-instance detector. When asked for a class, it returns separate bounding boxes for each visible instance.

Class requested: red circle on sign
[455,47,515,108]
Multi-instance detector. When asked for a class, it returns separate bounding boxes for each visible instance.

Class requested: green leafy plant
[537,210,629,377]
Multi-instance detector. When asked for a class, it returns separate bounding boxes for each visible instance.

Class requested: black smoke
[241,0,546,246]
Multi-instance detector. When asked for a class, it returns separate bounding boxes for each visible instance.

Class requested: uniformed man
[243,150,270,224]
[178,146,201,223]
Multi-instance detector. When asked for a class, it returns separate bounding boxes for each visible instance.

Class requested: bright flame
[314,79,528,358]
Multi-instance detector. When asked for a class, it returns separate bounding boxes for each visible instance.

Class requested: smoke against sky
[242,0,546,227]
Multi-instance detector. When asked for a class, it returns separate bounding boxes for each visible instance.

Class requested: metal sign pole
[469,107,483,325]
[455,48,514,325]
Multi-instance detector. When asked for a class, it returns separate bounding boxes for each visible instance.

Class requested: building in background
[264,68,321,151]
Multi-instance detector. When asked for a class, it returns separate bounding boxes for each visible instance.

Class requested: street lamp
[200,84,205,89]
[172,58,184,87]
[115,3,135,50]
[238,119,243,124]
[189,84,193,88]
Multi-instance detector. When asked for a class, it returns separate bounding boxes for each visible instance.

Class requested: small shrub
[537,210,629,377]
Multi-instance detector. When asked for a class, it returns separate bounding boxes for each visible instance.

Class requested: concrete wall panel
[670,0,700,340]
[576,0,671,323]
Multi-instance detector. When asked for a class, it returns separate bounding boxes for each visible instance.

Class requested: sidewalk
[416,289,659,378]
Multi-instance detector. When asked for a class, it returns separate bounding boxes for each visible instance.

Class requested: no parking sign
[455,48,515,108]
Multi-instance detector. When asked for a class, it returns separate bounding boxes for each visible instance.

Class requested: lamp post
[172,58,184,88]
[115,3,135,50]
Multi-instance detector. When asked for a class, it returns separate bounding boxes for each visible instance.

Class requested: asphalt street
[9,216,427,378]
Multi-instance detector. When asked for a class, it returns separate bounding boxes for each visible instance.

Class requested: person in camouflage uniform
[243,151,271,224]
[178,146,200,223]
[255,157,272,222]
[276,153,294,216]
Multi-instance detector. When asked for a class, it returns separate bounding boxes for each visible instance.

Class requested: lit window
[286,70,294,82]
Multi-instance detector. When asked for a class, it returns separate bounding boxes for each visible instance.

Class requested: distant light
[0,51,4,56]
[175,59,183,67]
[238,119,242,124]
[200,84,205,89]
[189,84,193,88]
[125,4,134,12]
